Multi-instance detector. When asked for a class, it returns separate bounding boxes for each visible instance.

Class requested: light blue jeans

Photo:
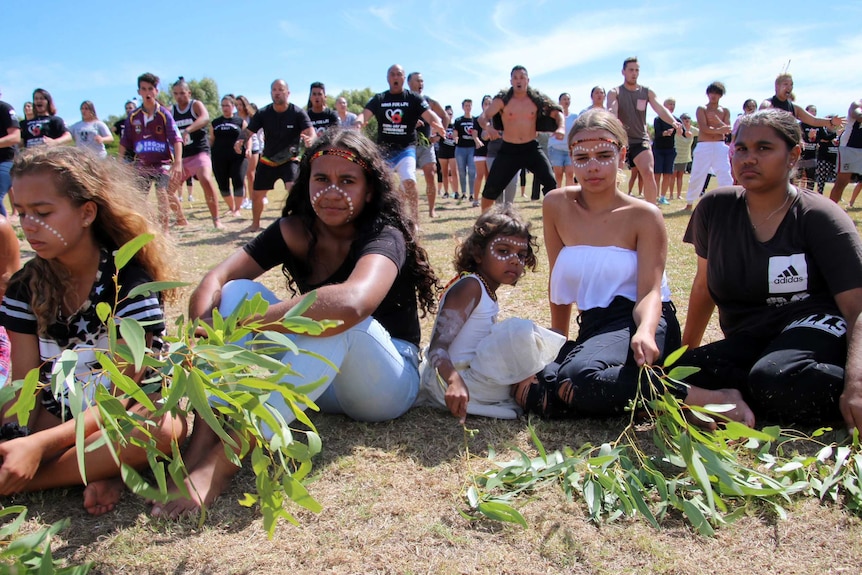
[455,146,475,198]
[219,280,420,425]
[0,161,12,217]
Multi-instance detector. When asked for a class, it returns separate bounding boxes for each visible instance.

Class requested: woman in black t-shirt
[153,129,440,518]
[682,109,862,431]
[209,95,248,217]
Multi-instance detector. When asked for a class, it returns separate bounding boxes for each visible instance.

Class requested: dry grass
[7,176,862,574]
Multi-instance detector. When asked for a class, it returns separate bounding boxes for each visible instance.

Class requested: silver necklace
[745,189,792,230]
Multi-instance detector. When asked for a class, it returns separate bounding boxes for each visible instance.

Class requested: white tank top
[549,245,671,310]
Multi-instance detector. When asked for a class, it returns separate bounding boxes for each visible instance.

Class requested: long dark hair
[281,129,439,315]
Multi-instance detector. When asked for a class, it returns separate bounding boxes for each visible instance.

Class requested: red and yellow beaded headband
[310,148,371,172]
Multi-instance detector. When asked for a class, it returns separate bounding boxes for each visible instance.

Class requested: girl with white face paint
[160,129,440,519]
[414,206,564,424]
[0,146,185,516]
[515,109,754,427]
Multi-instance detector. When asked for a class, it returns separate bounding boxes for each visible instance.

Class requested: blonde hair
[10,147,177,335]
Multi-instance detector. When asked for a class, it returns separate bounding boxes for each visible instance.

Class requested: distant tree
[335,88,377,140]
[156,76,221,119]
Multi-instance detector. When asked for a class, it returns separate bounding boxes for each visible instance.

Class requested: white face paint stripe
[27,215,68,247]
[311,183,355,220]
[570,142,619,168]
[489,236,528,262]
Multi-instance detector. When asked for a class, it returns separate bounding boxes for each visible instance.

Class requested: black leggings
[680,312,847,424]
[538,296,681,417]
[212,151,248,196]
[482,140,556,201]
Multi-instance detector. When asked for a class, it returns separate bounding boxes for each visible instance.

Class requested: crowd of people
[0,62,860,521]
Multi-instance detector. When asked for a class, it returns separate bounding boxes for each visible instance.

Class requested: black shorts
[438,143,456,160]
[627,142,650,168]
[254,161,298,191]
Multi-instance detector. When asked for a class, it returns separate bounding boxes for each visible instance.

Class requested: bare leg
[196,164,225,229]
[830,172,854,203]
[244,188,269,233]
[151,419,241,518]
[401,178,420,226]
[421,163,437,218]
[850,181,862,207]
[633,150,658,204]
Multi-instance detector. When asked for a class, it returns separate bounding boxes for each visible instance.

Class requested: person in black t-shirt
[305,82,339,138]
[682,109,862,431]
[152,129,440,518]
[209,95,248,216]
[20,88,71,149]
[235,79,315,233]
[0,91,21,217]
[363,64,445,226]
[113,100,137,163]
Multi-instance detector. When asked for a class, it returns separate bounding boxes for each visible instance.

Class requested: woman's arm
[543,191,573,337]
[681,256,715,348]
[631,206,667,365]
[835,287,862,433]
[189,249,267,320]
[427,278,481,423]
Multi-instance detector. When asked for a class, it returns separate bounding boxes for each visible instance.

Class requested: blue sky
[3,1,859,124]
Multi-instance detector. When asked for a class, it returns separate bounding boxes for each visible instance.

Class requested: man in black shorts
[607,57,679,205]
[236,79,314,233]
[477,65,564,212]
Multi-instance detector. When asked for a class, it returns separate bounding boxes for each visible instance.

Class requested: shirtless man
[407,71,448,218]
[171,78,224,229]
[684,82,733,210]
[363,64,445,224]
[607,57,679,205]
[477,65,563,212]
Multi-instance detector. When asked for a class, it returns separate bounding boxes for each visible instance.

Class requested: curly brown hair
[454,205,538,275]
[10,147,177,336]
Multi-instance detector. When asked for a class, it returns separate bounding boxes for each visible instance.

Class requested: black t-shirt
[0,101,20,162]
[653,116,678,150]
[211,116,244,157]
[243,221,421,345]
[113,117,135,161]
[800,122,818,160]
[21,115,67,147]
[246,103,312,160]
[816,127,838,162]
[363,90,429,151]
[172,100,210,157]
[769,96,796,117]
[453,116,475,148]
[683,187,862,338]
[307,108,339,137]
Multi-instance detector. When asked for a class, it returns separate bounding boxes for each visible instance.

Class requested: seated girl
[152,129,439,517]
[516,109,753,425]
[0,146,186,515]
[682,108,862,431]
[0,213,19,390]
[414,206,565,422]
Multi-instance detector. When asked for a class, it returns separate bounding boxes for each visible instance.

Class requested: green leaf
[283,476,322,513]
[528,423,547,462]
[118,317,147,371]
[96,302,112,323]
[115,234,154,270]
[477,501,527,527]
[180,369,236,448]
[127,280,191,299]
[682,499,715,537]
[667,366,701,381]
[662,345,689,368]
[282,290,318,317]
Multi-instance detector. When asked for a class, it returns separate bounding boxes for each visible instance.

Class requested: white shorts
[839,146,862,175]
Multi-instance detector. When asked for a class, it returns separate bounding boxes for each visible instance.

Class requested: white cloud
[368,6,398,30]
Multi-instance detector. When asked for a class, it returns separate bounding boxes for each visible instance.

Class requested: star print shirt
[0,250,166,416]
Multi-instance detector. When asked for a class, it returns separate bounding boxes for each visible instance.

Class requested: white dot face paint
[311,183,355,221]
[26,214,69,247]
[570,141,619,169]
[489,236,529,264]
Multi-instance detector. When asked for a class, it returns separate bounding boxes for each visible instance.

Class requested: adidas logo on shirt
[768,254,809,294]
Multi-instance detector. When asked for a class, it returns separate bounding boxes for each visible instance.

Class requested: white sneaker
[187,194,194,202]
[262,197,269,205]
[241,199,252,209]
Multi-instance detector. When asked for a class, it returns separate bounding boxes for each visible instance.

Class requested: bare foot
[686,387,755,429]
[83,477,125,516]
[151,450,239,519]
[684,204,693,212]
[176,217,189,226]
[213,218,226,230]
[231,210,243,218]
[428,209,436,218]
[240,224,262,234]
